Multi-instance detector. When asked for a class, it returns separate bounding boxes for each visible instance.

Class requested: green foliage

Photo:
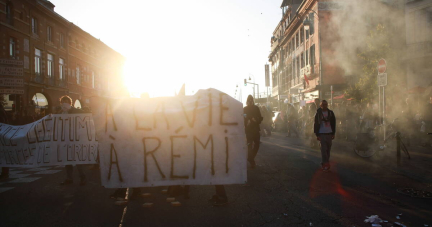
[345,24,392,103]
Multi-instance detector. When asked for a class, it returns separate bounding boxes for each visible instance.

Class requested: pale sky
[53,0,282,101]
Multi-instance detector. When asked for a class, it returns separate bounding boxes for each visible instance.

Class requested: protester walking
[314,100,336,171]
[244,95,263,168]
[58,95,87,186]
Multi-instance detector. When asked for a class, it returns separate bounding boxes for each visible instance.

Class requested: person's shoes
[208,195,218,203]
[60,179,73,185]
[213,197,228,206]
[79,178,87,186]
[0,174,9,180]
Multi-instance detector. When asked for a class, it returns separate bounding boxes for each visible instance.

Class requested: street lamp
[303,9,323,100]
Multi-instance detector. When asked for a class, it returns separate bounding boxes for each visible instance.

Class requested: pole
[330,85,333,106]
[383,86,386,140]
[318,16,323,100]
[396,132,401,166]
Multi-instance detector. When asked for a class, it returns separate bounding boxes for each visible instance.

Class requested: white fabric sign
[96,89,247,188]
[0,114,98,167]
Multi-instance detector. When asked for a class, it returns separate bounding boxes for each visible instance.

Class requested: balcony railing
[32,73,44,84]
[46,77,55,86]
[56,79,67,87]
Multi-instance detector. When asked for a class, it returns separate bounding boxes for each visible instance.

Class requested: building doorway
[32,93,49,118]
[74,99,82,109]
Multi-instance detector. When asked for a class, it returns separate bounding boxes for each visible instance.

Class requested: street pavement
[0,133,431,227]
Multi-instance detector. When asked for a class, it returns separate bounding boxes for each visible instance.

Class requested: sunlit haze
[53,0,281,99]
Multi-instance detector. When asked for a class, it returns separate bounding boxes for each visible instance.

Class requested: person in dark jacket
[58,95,87,186]
[314,100,336,171]
[243,95,263,168]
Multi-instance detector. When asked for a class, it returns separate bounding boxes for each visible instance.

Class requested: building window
[47,54,54,78]
[310,45,316,73]
[92,71,95,88]
[296,32,299,48]
[32,18,38,34]
[309,13,315,36]
[306,50,309,66]
[47,26,52,42]
[76,66,80,84]
[9,38,16,58]
[301,52,305,68]
[60,33,64,48]
[35,48,41,75]
[6,2,13,25]
[306,26,310,40]
[300,27,304,43]
[59,58,64,80]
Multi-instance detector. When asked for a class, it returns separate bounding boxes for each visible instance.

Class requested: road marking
[0,187,14,193]
[119,188,130,227]
[8,177,41,183]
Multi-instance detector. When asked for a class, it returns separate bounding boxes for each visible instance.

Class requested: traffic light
[244,79,247,86]
[12,104,16,112]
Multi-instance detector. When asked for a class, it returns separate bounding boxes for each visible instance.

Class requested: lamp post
[248,74,259,100]
[303,8,323,100]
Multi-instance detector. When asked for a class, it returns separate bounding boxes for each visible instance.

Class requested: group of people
[244,95,336,171]
[279,96,432,147]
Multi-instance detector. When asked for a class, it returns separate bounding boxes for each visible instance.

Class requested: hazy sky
[53,0,282,100]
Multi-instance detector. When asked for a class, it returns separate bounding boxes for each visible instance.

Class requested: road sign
[0,67,23,76]
[378,58,387,74]
[0,78,24,87]
[0,89,24,94]
[378,73,387,86]
[0,59,23,66]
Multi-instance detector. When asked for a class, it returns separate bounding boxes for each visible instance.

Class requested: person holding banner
[58,95,87,186]
[244,95,263,168]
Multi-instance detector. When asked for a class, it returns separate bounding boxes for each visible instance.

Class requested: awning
[333,94,345,100]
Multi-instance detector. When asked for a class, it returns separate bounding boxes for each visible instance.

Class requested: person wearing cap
[243,95,263,168]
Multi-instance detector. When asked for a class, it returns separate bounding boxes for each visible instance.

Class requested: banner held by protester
[0,114,98,167]
[96,88,247,188]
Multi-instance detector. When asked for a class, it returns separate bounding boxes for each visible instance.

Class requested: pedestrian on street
[287,105,299,137]
[244,95,263,168]
[314,100,336,171]
[58,95,87,186]
[422,96,432,146]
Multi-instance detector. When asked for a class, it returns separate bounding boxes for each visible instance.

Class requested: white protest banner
[0,114,98,167]
[96,88,247,188]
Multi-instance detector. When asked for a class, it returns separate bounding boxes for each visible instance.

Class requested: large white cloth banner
[0,114,98,167]
[96,89,247,188]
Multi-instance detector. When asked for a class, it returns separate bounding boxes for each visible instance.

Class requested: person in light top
[314,100,336,171]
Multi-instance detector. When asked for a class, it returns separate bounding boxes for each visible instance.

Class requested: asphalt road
[0,133,431,227]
